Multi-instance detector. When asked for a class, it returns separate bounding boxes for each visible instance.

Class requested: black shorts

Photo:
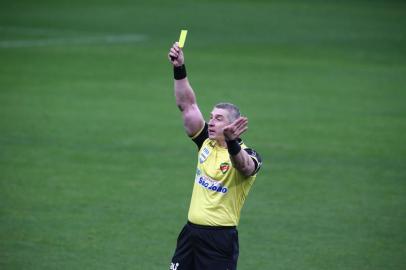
[169,221,239,270]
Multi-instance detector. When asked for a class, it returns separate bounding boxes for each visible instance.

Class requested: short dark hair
[214,102,241,123]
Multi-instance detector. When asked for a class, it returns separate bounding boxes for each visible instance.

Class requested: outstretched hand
[223,117,248,141]
[168,42,184,67]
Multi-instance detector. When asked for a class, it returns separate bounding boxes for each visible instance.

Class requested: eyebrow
[210,113,224,118]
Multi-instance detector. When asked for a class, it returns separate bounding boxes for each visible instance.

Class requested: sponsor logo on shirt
[195,173,228,194]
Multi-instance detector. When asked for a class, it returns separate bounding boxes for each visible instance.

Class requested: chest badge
[220,162,230,174]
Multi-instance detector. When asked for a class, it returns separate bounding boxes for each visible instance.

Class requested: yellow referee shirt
[187,123,262,226]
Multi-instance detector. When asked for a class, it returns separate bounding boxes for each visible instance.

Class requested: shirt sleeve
[191,123,209,150]
[244,148,262,175]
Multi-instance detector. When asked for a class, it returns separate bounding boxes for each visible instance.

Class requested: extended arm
[168,42,204,137]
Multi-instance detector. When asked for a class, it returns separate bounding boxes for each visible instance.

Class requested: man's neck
[216,139,227,148]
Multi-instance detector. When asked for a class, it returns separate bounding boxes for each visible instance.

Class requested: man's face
[208,107,231,141]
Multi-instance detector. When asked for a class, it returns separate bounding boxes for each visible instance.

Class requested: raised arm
[168,42,205,137]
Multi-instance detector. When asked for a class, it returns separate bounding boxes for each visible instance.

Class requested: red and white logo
[220,162,230,174]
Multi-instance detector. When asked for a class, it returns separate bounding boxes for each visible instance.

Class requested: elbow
[236,158,256,177]
[176,100,189,111]
[176,101,195,112]
[177,104,185,112]
[238,166,255,177]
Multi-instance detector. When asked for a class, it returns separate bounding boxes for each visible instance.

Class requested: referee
[168,42,262,270]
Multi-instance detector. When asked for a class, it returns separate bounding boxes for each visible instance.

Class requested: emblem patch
[220,162,230,174]
[199,147,211,163]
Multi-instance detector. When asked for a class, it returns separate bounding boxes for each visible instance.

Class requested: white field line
[0,34,148,48]
[0,26,83,36]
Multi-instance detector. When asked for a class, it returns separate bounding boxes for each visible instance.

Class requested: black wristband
[174,64,187,80]
[226,139,241,156]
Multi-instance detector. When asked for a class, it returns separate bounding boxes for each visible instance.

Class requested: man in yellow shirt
[168,42,262,270]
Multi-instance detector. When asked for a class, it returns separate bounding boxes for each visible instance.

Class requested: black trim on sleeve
[192,123,209,150]
[244,148,262,175]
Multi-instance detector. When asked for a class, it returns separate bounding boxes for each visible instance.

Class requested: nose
[208,119,215,127]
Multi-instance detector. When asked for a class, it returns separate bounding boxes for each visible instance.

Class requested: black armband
[226,139,241,156]
[174,64,187,80]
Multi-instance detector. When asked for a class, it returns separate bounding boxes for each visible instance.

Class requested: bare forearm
[230,150,255,177]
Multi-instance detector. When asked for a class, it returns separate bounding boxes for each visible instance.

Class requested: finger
[234,118,248,130]
[168,52,178,59]
[169,50,178,58]
[238,116,248,124]
[223,126,235,134]
[234,120,248,133]
[170,48,178,55]
[236,116,248,126]
[235,126,248,137]
[238,117,248,126]
[236,120,247,131]
[229,117,243,128]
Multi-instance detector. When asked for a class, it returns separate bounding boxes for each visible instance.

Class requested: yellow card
[178,30,188,48]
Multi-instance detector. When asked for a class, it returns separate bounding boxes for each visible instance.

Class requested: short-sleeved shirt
[187,123,262,226]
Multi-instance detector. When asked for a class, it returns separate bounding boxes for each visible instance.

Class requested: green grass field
[1,0,405,269]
